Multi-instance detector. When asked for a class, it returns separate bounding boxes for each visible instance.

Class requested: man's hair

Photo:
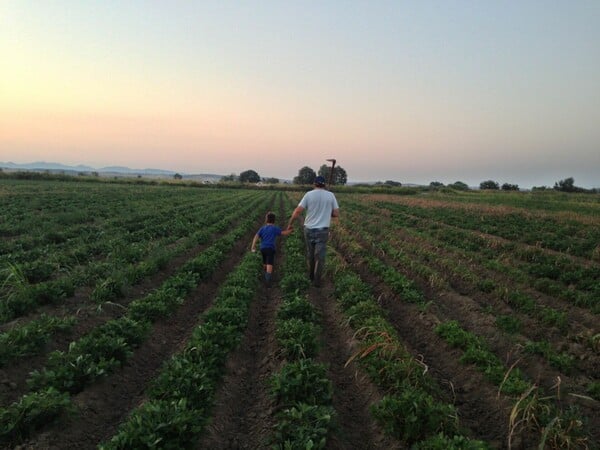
[266,212,276,223]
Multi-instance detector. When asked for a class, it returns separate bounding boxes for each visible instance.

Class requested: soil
[4,190,598,450]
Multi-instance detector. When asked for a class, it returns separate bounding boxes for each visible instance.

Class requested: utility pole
[326,158,336,186]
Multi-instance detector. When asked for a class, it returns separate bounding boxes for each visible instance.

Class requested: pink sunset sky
[1,1,599,187]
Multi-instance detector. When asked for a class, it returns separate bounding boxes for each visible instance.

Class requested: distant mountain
[98,166,176,175]
[0,161,233,182]
[0,161,177,176]
[0,161,96,172]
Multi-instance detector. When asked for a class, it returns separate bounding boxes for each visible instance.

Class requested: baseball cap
[314,176,326,186]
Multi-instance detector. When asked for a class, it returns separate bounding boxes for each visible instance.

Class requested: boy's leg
[260,250,269,280]
[263,249,275,284]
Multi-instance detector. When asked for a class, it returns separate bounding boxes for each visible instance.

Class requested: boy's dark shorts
[261,248,276,265]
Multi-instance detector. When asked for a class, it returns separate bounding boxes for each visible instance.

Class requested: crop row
[100,251,263,448]
[0,193,267,368]
[329,248,489,448]
[270,214,335,449]
[0,199,266,446]
[341,199,597,375]
[0,181,239,260]
[0,189,262,324]
[356,199,600,311]
[332,215,595,448]
[350,194,600,260]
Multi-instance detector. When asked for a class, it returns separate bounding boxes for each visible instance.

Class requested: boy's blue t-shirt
[258,225,282,250]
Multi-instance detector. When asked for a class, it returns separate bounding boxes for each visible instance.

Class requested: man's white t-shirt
[298,189,339,229]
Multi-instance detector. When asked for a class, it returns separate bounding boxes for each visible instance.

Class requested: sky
[1,1,599,187]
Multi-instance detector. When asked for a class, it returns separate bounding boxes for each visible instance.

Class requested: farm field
[0,178,598,449]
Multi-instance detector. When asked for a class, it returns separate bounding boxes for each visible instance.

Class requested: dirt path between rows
[196,275,281,449]
[196,195,285,449]
[307,282,401,450]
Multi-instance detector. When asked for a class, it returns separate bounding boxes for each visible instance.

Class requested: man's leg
[304,228,316,280]
[312,229,329,287]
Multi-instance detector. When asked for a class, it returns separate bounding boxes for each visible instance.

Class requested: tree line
[219,164,348,186]
[476,177,597,193]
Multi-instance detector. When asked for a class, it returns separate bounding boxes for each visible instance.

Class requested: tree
[501,183,519,191]
[173,173,183,180]
[317,164,348,185]
[450,181,469,191]
[384,180,402,187]
[479,180,499,190]
[263,177,279,184]
[554,177,578,192]
[239,169,260,183]
[293,166,316,185]
[429,181,444,188]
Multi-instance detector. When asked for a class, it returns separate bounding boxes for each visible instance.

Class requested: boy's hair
[266,212,276,223]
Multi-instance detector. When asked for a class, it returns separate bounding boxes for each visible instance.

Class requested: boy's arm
[281,227,293,236]
[251,234,259,252]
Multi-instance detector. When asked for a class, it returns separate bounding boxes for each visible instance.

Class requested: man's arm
[330,208,340,227]
[287,206,304,229]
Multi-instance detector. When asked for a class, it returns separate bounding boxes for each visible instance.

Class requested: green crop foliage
[412,433,491,449]
[436,321,530,395]
[0,388,72,444]
[476,279,496,293]
[539,307,567,330]
[271,360,333,408]
[280,273,311,297]
[275,318,320,360]
[0,314,75,365]
[149,356,215,408]
[276,296,318,323]
[586,382,600,401]
[371,389,459,444]
[507,291,536,313]
[524,341,575,374]
[100,399,204,450]
[345,300,385,329]
[495,315,521,334]
[435,321,478,349]
[91,276,125,303]
[273,403,335,450]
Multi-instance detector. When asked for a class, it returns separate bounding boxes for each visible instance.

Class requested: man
[287,176,339,287]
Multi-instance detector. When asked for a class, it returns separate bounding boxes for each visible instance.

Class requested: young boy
[251,212,293,284]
